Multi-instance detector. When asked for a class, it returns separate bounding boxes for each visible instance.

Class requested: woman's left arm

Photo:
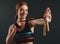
[28,18,45,26]
[29,7,52,26]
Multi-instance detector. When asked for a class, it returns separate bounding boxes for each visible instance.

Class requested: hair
[14,1,28,20]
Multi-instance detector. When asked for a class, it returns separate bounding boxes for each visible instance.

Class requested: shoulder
[28,18,35,27]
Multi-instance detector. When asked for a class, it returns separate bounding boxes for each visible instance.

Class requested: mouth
[20,13,27,18]
[20,15,26,19]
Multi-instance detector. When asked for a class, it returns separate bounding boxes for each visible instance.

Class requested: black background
[0,0,60,44]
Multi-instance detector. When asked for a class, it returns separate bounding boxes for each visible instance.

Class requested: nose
[23,10,26,14]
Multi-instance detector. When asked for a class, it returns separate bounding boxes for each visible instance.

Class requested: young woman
[6,2,52,44]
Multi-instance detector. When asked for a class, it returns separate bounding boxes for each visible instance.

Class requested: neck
[17,18,26,22]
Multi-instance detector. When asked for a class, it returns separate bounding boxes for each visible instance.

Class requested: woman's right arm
[6,24,17,44]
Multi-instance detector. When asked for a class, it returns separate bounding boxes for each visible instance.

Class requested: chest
[20,22,26,28]
[17,22,26,31]
[16,21,30,32]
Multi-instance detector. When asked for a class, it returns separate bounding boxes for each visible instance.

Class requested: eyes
[20,8,28,12]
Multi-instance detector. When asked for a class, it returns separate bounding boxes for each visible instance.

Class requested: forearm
[35,18,45,25]
[30,18,46,25]
[6,31,16,44]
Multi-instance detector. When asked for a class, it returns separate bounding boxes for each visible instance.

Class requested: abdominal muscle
[20,42,33,44]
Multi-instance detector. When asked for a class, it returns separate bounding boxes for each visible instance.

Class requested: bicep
[30,26,34,33]
[6,25,13,42]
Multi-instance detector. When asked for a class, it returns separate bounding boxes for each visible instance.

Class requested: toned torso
[15,20,34,44]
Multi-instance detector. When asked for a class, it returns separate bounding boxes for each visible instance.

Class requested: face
[17,5,28,19]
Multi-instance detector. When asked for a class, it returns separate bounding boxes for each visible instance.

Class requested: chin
[23,16,27,18]
[22,17,26,19]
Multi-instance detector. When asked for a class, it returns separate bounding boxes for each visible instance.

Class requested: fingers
[13,26,16,29]
[12,26,17,33]
[45,7,51,16]
[43,7,52,22]
[17,8,21,18]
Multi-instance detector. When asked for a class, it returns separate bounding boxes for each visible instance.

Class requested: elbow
[6,38,8,44]
[6,37,11,44]
[6,37,9,44]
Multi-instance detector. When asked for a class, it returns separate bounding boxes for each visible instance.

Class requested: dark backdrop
[0,0,60,44]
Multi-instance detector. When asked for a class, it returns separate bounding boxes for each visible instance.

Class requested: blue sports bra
[14,19,33,43]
